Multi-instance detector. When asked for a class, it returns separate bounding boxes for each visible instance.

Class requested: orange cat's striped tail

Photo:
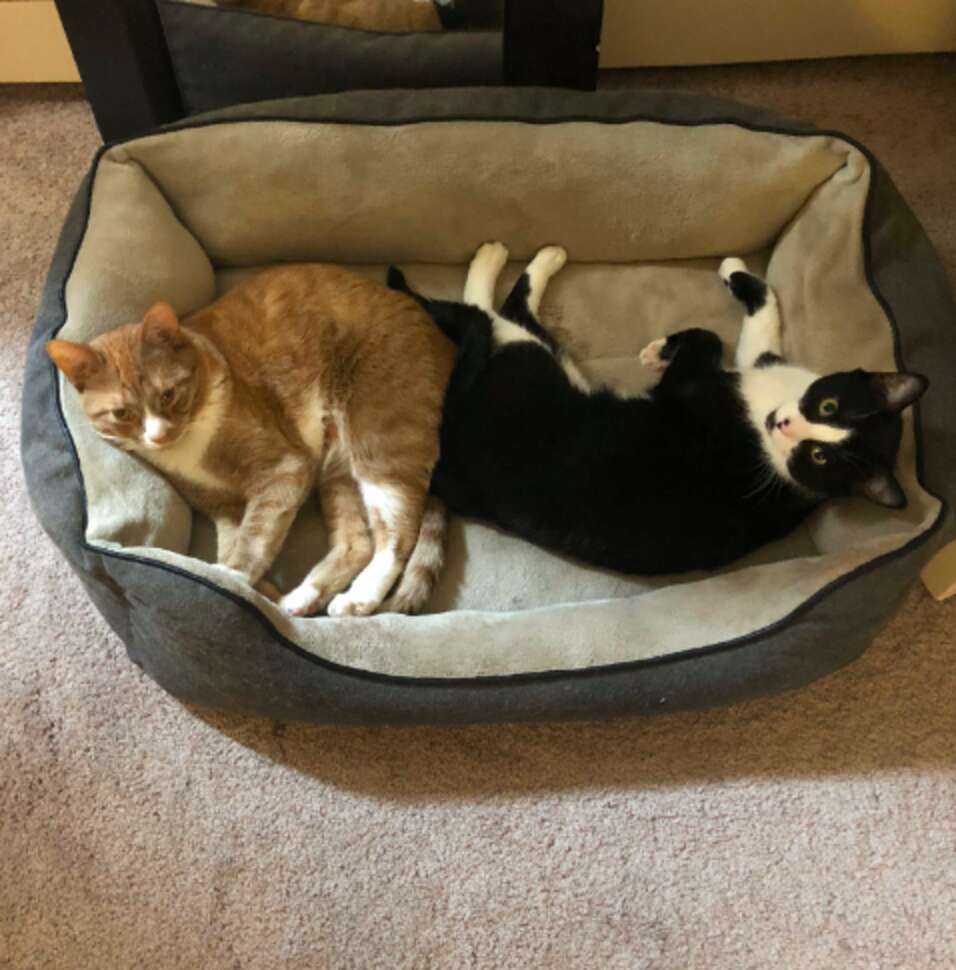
[384,496,448,615]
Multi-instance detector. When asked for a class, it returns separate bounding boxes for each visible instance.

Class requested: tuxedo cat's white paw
[279,582,326,618]
[719,257,749,284]
[639,337,670,372]
[327,592,378,618]
[532,245,568,277]
[473,241,509,273]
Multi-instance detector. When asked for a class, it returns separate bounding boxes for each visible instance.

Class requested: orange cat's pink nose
[144,416,176,446]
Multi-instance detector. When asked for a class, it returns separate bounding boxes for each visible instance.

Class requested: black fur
[726,270,767,315]
[390,264,925,573]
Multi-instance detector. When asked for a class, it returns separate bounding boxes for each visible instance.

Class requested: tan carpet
[2,57,955,969]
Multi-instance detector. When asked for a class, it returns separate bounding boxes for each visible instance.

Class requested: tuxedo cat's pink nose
[775,416,798,439]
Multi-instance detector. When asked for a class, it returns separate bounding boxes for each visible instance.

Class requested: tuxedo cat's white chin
[739,366,817,482]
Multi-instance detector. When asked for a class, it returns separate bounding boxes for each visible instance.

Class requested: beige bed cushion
[55,119,938,678]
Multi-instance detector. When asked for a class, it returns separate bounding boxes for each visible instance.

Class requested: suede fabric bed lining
[54,118,939,679]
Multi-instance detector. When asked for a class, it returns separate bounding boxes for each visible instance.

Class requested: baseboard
[0,1,80,82]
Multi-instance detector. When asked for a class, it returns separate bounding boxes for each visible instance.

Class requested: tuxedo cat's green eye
[810,446,828,466]
[112,407,132,422]
[819,397,839,417]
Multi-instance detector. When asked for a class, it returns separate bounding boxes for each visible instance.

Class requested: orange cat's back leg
[327,480,425,617]
[279,472,373,616]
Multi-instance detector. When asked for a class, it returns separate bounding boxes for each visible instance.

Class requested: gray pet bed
[22,88,955,724]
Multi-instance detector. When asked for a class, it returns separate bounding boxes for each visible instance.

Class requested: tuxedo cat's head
[764,369,927,509]
[47,302,207,453]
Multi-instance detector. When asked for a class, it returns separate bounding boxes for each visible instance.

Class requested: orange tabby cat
[48,265,455,618]
[214,0,444,31]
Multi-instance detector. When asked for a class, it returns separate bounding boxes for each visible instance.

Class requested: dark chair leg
[503,0,603,90]
[55,0,184,142]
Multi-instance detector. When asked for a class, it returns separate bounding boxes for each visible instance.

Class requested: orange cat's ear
[142,302,186,348]
[46,339,103,392]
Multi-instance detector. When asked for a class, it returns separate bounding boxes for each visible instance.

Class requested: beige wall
[4,0,954,84]
[600,0,956,67]
[0,1,79,82]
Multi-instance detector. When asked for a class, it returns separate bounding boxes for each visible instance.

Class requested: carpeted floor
[2,55,955,970]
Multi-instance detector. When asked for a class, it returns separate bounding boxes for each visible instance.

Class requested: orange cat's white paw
[327,592,377,618]
[279,583,325,617]
[639,337,669,372]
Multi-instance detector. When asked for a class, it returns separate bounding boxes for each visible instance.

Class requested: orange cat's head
[47,302,207,452]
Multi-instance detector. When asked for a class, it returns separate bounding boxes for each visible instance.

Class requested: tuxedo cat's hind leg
[719,258,784,369]
[501,245,567,321]
[499,245,591,392]
[464,241,509,310]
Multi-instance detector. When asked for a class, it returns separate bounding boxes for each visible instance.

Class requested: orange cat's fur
[48,265,455,618]
[213,0,443,31]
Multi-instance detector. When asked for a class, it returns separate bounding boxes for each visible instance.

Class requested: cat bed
[158,0,505,114]
[22,88,955,724]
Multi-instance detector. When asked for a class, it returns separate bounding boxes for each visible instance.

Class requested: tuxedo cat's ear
[870,372,928,414]
[858,466,907,510]
[46,339,103,392]
[142,302,186,349]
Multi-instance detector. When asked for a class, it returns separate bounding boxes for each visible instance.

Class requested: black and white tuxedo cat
[389,243,927,574]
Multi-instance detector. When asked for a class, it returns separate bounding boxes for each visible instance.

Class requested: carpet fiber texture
[2,56,955,969]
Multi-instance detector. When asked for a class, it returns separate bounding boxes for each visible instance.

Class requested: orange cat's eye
[160,388,175,405]
[112,407,132,422]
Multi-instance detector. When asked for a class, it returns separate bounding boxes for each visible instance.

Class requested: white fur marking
[143,414,172,445]
[136,381,228,492]
[464,242,508,310]
[294,385,327,457]
[327,481,409,616]
[491,313,546,350]
[525,245,567,316]
[359,481,404,530]
[279,582,323,617]
[739,365,817,481]
[718,256,749,282]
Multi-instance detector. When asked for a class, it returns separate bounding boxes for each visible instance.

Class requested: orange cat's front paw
[279,583,326,617]
[327,592,377,618]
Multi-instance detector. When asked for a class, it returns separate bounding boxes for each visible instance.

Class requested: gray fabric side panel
[100,537,919,725]
[158,2,503,116]
[177,85,820,133]
[21,172,96,574]
[867,160,956,536]
[19,165,142,664]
